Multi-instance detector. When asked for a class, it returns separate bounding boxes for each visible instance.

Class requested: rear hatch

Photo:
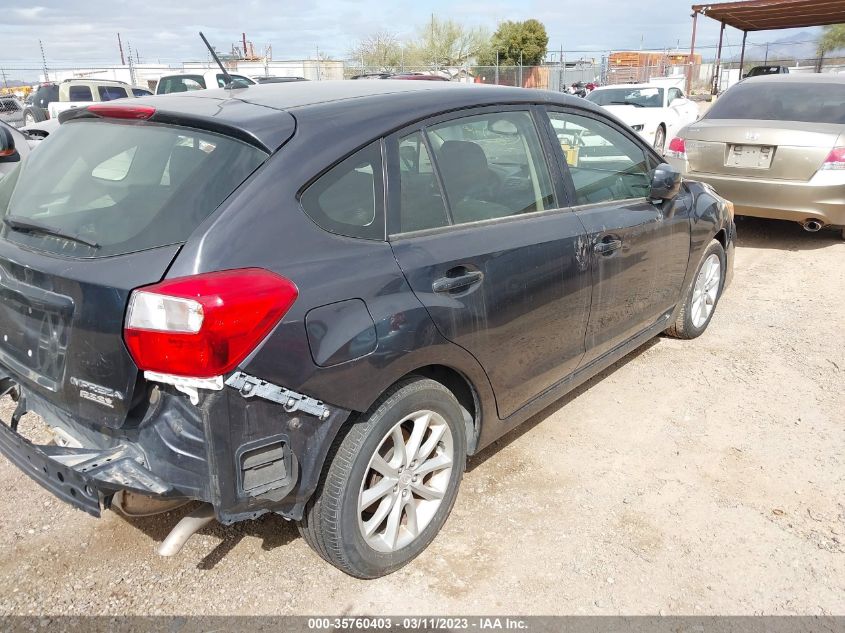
[684,79,845,181]
[0,108,271,428]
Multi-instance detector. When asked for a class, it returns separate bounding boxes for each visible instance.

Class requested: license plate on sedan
[727,144,775,169]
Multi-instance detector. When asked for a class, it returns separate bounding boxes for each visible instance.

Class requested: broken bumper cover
[0,370,352,524]
[0,416,171,517]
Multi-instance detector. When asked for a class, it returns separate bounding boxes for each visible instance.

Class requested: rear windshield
[98,85,129,101]
[157,75,206,93]
[0,120,267,257]
[706,81,845,124]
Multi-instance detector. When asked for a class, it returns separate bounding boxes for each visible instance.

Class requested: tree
[350,32,402,70]
[817,24,845,55]
[405,16,489,68]
[480,19,549,66]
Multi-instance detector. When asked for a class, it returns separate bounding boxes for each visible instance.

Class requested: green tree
[817,23,845,55]
[405,15,489,68]
[480,19,549,66]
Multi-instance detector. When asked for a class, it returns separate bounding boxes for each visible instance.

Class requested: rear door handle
[594,238,622,255]
[432,270,483,293]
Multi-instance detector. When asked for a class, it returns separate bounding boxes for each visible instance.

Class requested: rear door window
[98,85,129,101]
[68,85,93,101]
[396,131,449,232]
[0,120,267,257]
[424,111,555,225]
[300,141,384,240]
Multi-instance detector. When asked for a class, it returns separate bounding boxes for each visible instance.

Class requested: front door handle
[594,238,622,255]
[432,270,483,293]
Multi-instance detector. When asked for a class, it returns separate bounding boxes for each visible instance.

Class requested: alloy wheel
[358,410,454,553]
[691,253,721,328]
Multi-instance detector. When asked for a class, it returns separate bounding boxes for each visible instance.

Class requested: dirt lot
[0,217,842,616]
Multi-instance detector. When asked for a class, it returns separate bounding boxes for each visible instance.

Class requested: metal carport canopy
[688,0,845,93]
[693,0,845,30]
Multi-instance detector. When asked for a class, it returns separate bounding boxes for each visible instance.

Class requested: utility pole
[127,42,136,85]
[519,50,523,87]
[136,49,140,65]
[117,33,125,65]
[315,45,322,81]
[1,67,8,90]
[39,40,49,82]
[495,50,499,85]
[764,42,769,64]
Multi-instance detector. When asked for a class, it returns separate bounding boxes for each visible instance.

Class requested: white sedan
[585,83,699,153]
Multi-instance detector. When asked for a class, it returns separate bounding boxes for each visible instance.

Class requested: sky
[0,0,820,80]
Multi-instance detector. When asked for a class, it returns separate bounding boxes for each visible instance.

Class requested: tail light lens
[667,137,687,159]
[124,269,298,378]
[821,147,845,170]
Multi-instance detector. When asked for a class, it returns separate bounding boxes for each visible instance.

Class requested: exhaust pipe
[802,219,824,232]
[157,503,216,556]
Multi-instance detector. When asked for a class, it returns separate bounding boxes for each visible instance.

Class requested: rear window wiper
[3,216,100,248]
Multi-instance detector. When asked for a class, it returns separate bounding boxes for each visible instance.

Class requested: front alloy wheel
[665,238,726,339]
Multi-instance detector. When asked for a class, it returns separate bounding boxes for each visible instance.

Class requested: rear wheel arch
[409,365,480,455]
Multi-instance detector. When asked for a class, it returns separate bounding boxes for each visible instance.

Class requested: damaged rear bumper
[0,370,351,524]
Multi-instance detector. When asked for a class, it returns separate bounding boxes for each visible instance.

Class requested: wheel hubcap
[358,410,454,553]
[691,253,721,328]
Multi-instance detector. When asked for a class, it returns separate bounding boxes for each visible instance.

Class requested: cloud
[0,0,818,81]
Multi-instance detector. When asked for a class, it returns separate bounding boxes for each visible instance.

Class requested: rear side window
[98,85,128,101]
[0,99,20,112]
[132,88,152,97]
[0,120,267,257]
[300,141,384,240]
[707,82,845,124]
[68,85,93,101]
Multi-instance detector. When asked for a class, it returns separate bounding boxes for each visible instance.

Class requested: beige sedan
[666,74,845,239]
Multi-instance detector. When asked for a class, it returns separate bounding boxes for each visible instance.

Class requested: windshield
[587,87,665,108]
[706,81,845,124]
[0,119,267,257]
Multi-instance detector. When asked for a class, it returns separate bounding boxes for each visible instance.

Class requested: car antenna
[198,31,235,89]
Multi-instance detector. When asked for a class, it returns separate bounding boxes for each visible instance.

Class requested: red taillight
[821,147,845,170]
[124,269,298,378]
[667,137,686,159]
[87,104,156,120]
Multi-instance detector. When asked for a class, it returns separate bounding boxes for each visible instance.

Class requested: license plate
[727,144,774,169]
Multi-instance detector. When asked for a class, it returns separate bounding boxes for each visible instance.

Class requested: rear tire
[653,125,666,154]
[298,377,466,578]
[665,239,726,339]
[24,112,35,126]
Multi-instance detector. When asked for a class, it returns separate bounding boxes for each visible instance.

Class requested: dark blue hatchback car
[0,81,734,577]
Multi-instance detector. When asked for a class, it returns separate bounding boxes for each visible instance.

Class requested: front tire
[298,377,467,578]
[665,239,726,339]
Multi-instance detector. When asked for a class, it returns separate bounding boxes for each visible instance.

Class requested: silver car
[667,74,845,239]
[0,96,24,128]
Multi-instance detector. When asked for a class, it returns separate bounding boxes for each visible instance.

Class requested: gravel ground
[0,217,842,616]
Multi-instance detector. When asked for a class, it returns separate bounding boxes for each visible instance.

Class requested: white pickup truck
[47,79,152,120]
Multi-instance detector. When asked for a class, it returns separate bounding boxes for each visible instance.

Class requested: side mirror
[0,124,19,163]
[649,162,682,202]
